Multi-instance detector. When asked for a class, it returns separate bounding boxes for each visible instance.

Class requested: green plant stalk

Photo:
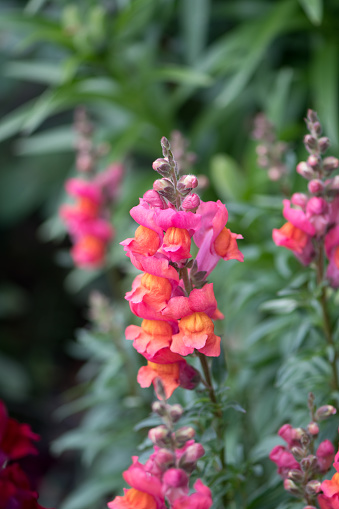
[315,245,339,392]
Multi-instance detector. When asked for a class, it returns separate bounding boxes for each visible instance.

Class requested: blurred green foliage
[1,0,339,508]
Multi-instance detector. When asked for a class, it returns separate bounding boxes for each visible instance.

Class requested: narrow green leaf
[15,126,75,155]
[215,0,297,107]
[311,39,338,145]
[180,0,210,65]
[152,66,213,87]
[210,154,245,200]
[5,61,62,85]
[299,0,323,25]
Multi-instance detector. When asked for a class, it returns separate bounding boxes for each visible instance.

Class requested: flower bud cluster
[270,394,337,507]
[60,109,124,269]
[0,399,48,509]
[252,112,289,181]
[108,398,212,509]
[273,110,339,287]
[121,137,244,399]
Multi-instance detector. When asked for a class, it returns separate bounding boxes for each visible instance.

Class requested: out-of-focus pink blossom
[317,440,335,472]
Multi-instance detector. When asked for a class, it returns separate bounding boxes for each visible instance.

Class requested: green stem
[316,245,339,392]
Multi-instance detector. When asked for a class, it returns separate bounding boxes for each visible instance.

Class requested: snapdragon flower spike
[270,395,336,506]
[273,110,339,283]
[122,136,243,398]
[108,399,212,509]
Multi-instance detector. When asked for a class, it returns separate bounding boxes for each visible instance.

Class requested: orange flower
[125,319,174,357]
[214,226,243,261]
[123,225,161,257]
[137,361,181,399]
[273,222,308,254]
[108,488,157,509]
[160,227,192,262]
[171,312,220,357]
[72,235,106,268]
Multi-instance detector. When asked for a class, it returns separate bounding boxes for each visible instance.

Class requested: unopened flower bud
[304,135,317,152]
[291,193,308,209]
[152,401,167,416]
[318,137,330,153]
[308,154,321,170]
[284,479,301,496]
[300,433,310,448]
[305,480,321,496]
[168,404,184,423]
[256,145,268,156]
[306,196,327,215]
[323,156,339,174]
[300,455,317,472]
[143,189,167,209]
[308,179,324,194]
[307,422,319,435]
[288,469,304,483]
[152,158,171,176]
[314,405,337,421]
[291,446,305,461]
[178,443,205,473]
[155,448,176,470]
[153,178,173,192]
[329,175,339,191]
[182,193,200,212]
[307,110,318,123]
[296,161,314,179]
[178,175,198,190]
[313,121,322,136]
[148,425,171,447]
[179,362,201,391]
[76,153,94,173]
[174,426,195,447]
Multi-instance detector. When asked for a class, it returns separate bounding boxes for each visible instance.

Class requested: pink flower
[278,424,302,448]
[319,472,339,509]
[126,273,174,321]
[137,356,195,399]
[282,199,316,236]
[273,221,315,265]
[317,440,335,472]
[65,178,102,204]
[170,312,221,357]
[0,463,49,509]
[162,468,189,504]
[125,320,177,358]
[171,479,213,509]
[108,456,166,509]
[0,401,39,465]
[162,284,222,321]
[269,445,301,478]
[325,226,339,288]
[194,200,243,276]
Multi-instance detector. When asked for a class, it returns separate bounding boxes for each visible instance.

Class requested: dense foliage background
[1,0,339,508]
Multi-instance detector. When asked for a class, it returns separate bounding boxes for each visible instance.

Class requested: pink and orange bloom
[121,137,243,399]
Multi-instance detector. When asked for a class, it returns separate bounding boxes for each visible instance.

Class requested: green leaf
[299,0,323,25]
[152,66,213,87]
[311,39,338,145]
[4,61,62,85]
[180,0,210,65]
[15,126,75,155]
[210,154,245,200]
[215,0,297,107]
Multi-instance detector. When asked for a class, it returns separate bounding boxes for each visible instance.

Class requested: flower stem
[315,245,339,392]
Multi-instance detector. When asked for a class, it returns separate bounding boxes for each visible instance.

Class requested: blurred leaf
[215,0,297,107]
[210,154,245,200]
[260,298,298,314]
[15,126,75,155]
[180,0,210,65]
[299,0,323,25]
[24,0,49,15]
[60,477,118,509]
[0,354,31,400]
[153,66,213,87]
[311,39,338,145]
[5,61,62,85]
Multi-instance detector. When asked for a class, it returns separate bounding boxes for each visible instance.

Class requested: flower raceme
[273,110,339,286]
[107,401,212,509]
[121,137,243,398]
